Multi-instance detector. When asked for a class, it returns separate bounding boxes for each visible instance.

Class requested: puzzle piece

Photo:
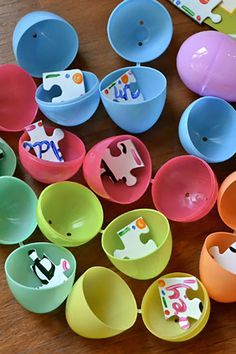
[23,120,64,162]
[101,139,144,186]
[210,242,236,274]
[102,69,144,103]
[170,0,222,23]
[158,277,203,330]
[28,249,70,289]
[113,217,157,259]
[220,0,236,13]
[43,69,85,103]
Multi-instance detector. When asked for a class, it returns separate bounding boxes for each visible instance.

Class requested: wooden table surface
[0,0,236,353]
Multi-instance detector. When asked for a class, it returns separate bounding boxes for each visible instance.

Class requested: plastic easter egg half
[37,182,104,247]
[0,177,37,244]
[100,66,167,133]
[217,172,236,230]
[141,272,210,341]
[13,11,79,77]
[83,135,152,204]
[179,96,236,163]
[5,242,76,313]
[177,31,236,102]
[200,232,236,303]
[151,155,218,222]
[66,267,137,338]
[101,209,172,280]
[35,71,100,126]
[19,126,86,184]
[107,0,173,63]
[0,64,38,132]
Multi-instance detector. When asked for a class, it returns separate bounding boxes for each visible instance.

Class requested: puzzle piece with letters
[158,277,203,330]
[113,217,157,259]
[43,69,85,103]
[101,139,144,186]
[102,69,144,104]
[28,249,70,289]
[210,241,236,274]
[23,120,64,162]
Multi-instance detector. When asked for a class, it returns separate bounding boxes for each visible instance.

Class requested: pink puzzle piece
[101,139,144,186]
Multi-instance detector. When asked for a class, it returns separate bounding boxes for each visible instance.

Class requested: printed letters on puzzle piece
[158,277,203,330]
[102,69,144,104]
[23,120,64,162]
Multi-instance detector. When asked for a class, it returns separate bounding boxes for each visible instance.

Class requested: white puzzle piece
[43,69,85,103]
[23,120,64,162]
[102,69,144,104]
[158,277,203,330]
[28,249,70,289]
[113,217,157,259]
[101,139,144,186]
[170,0,222,23]
[210,242,236,274]
[220,0,236,13]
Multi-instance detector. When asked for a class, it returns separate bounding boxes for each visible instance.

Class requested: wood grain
[0,0,236,353]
